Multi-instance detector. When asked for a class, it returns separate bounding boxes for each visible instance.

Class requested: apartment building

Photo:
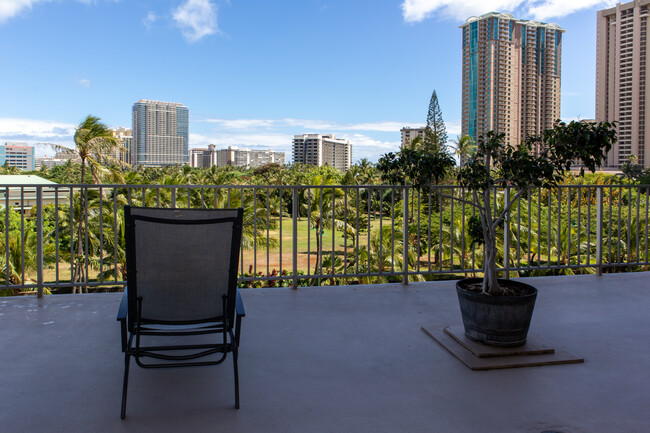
[400,127,426,148]
[215,146,285,168]
[190,144,218,168]
[1,142,35,171]
[597,0,650,168]
[461,12,564,151]
[190,145,285,168]
[292,134,352,171]
[132,100,189,167]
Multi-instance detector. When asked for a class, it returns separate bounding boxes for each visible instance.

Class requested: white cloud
[76,78,91,88]
[190,132,293,151]
[0,118,76,156]
[203,118,279,129]
[0,0,49,24]
[528,0,616,21]
[401,0,615,22]
[173,0,218,42]
[195,117,465,162]
[143,11,157,29]
[201,118,423,133]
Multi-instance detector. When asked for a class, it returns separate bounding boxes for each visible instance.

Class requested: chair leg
[121,352,131,419]
[233,349,240,409]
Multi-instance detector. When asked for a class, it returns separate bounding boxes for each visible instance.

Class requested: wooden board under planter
[422,325,584,371]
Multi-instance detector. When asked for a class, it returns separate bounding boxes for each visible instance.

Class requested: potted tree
[456,120,617,347]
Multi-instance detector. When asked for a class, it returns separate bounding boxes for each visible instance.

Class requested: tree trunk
[482,229,501,295]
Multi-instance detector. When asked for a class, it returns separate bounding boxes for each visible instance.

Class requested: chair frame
[117,206,245,419]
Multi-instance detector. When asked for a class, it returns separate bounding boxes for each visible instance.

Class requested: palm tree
[451,134,476,166]
[54,115,122,184]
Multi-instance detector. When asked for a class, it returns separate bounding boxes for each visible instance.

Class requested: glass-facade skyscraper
[461,12,564,151]
[132,100,189,167]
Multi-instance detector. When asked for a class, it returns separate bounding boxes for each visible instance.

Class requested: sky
[0,0,618,163]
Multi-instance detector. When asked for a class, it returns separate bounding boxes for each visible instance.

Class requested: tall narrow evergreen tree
[424,90,448,153]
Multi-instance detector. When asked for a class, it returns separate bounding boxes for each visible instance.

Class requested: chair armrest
[236,289,245,317]
[117,288,128,321]
[117,289,128,352]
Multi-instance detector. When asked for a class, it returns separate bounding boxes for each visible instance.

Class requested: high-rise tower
[461,12,564,150]
[132,100,189,167]
[597,0,650,168]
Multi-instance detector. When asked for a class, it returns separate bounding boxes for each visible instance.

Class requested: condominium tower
[132,100,189,167]
[596,0,650,168]
[461,12,564,149]
[292,134,352,171]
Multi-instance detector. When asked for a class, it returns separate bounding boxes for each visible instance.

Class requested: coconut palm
[452,134,476,166]
[54,115,123,184]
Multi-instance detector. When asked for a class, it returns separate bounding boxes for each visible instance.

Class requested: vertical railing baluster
[292,187,298,289]
[344,187,348,279]
[113,190,118,283]
[390,188,395,274]
[55,187,60,284]
[99,187,104,284]
[450,187,455,272]
[379,188,383,277]
[254,188,258,278]
[266,188,270,277]
[416,189,421,274]
[331,186,335,279]
[503,187,510,278]
[587,187,592,266]
[567,187,572,271]
[427,190,432,272]
[279,188,283,277]
[402,187,408,285]
[20,188,25,286]
[84,187,89,289]
[636,186,641,265]
[3,187,9,287]
[36,187,44,298]
[597,187,603,276]
[69,187,74,290]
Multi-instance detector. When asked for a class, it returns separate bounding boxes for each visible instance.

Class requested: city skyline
[0,1,617,162]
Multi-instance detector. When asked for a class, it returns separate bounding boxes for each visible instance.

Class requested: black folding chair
[117,206,245,419]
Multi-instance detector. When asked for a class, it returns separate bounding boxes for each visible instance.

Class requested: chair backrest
[124,206,243,331]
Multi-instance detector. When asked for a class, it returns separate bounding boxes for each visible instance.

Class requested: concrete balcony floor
[1,273,649,433]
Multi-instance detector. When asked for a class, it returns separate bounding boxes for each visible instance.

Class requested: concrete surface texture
[1,273,649,433]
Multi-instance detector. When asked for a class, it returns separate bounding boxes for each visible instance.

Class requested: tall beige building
[597,0,650,168]
[461,12,564,150]
[292,134,352,171]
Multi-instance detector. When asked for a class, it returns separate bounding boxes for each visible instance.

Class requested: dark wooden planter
[456,278,538,347]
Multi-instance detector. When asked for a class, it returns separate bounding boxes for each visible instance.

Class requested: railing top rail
[2,183,649,189]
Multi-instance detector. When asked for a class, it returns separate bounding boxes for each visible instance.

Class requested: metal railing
[1,183,649,296]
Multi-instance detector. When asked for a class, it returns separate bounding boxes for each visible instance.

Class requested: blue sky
[0,0,616,163]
